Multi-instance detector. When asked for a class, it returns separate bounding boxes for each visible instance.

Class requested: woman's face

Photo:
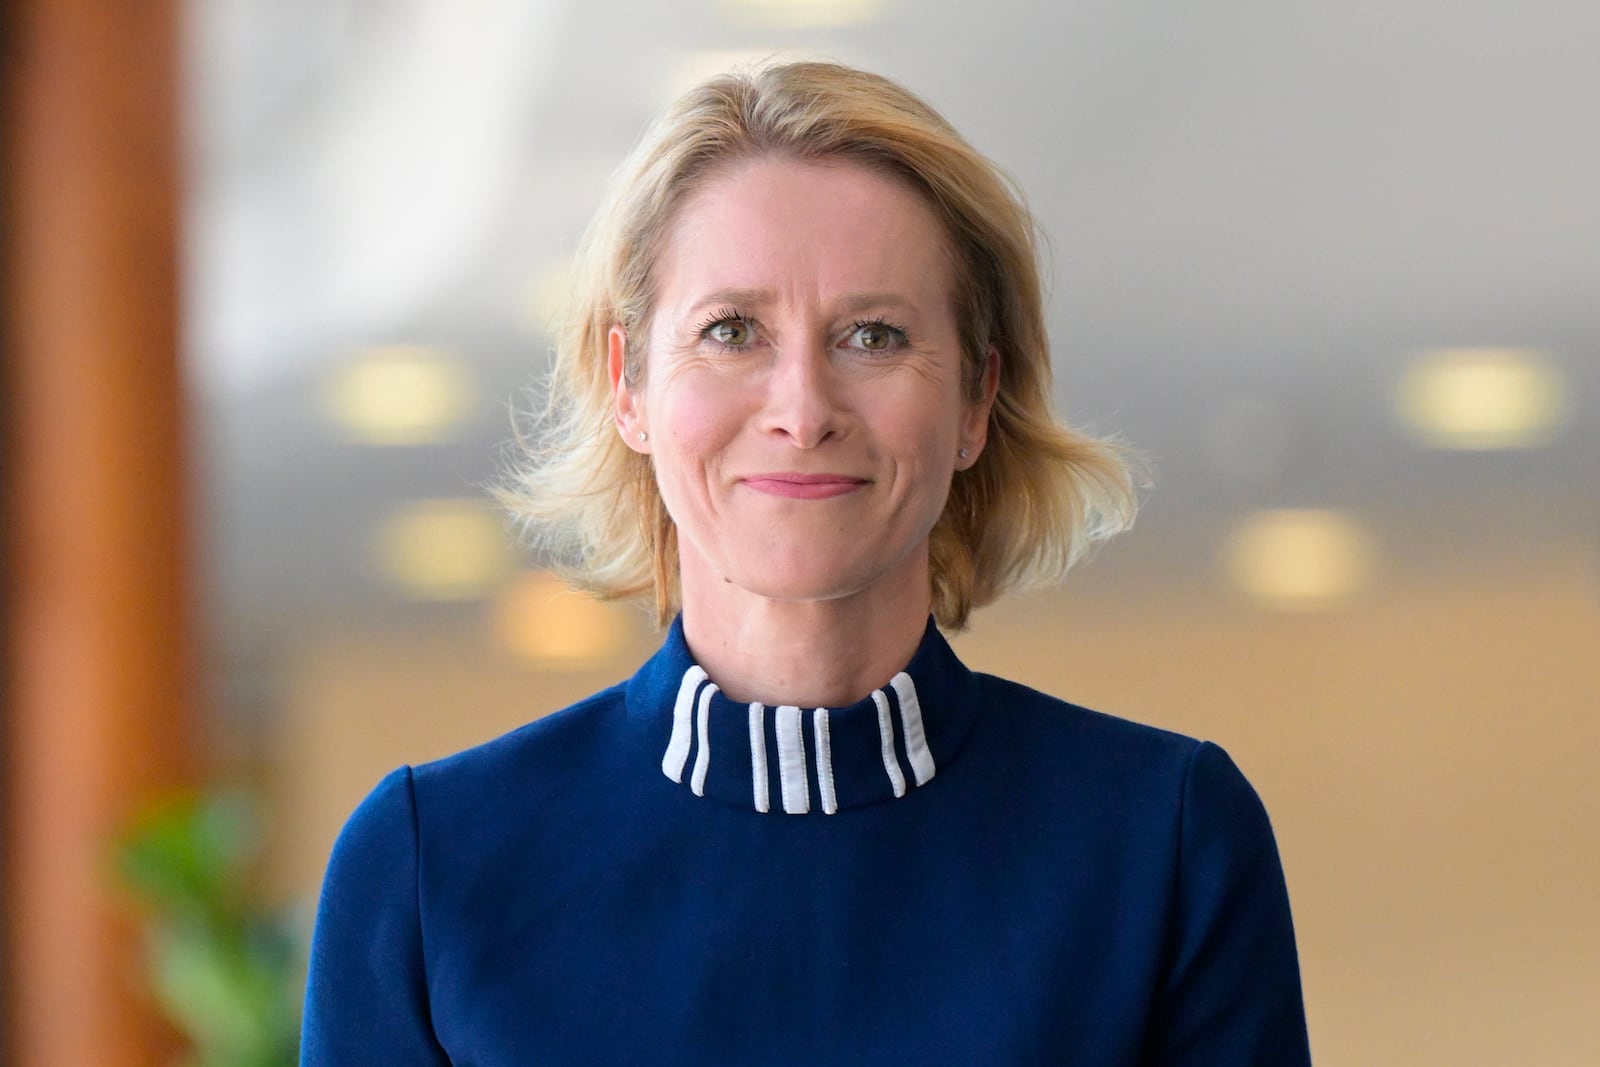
[612,157,996,616]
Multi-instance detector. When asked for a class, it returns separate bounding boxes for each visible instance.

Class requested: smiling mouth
[741,474,868,500]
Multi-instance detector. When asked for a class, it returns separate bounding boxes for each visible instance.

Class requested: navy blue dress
[302,618,1311,1064]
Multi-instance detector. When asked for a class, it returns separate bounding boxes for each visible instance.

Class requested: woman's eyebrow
[683,288,774,318]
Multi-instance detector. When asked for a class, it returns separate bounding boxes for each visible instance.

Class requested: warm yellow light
[492,570,629,667]
[324,346,477,445]
[371,499,515,600]
[1395,347,1568,450]
[1223,509,1376,610]
[719,0,886,27]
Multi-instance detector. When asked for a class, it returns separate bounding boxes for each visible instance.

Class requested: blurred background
[4,0,1597,1063]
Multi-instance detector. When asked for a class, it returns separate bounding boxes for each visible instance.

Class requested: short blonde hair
[501,61,1137,629]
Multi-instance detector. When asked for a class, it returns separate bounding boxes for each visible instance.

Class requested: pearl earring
[638,430,648,442]
[958,448,970,460]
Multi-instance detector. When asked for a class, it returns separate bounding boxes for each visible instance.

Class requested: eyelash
[694,307,742,340]
[694,309,911,351]
[848,317,910,351]
[694,306,746,348]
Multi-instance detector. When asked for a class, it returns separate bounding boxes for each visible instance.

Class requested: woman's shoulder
[332,682,625,844]
[318,679,666,914]
[972,669,1203,759]
[965,670,1268,818]
[407,680,636,802]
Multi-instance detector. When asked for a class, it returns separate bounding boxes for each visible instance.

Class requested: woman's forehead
[653,157,955,319]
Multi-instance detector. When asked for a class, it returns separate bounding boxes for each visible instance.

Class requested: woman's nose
[758,344,844,449]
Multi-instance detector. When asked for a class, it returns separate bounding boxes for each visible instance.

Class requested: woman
[303,62,1311,1065]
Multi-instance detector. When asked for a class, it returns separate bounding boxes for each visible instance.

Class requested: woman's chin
[725,571,865,605]
[712,556,923,611]
[678,532,931,612]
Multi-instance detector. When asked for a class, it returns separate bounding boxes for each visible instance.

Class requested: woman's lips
[741,473,868,500]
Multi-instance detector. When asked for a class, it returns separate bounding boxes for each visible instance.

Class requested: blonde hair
[500,60,1137,629]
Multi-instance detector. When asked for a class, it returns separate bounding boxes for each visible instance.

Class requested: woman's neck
[677,555,933,709]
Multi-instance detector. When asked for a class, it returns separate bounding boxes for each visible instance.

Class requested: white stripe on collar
[748,701,769,814]
[891,671,936,787]
[873,689,907,799]
[775,705,809,815]
[691,681,716,797]
[662,665,707,783]
[814,708,837,816]
[666,668,932,814]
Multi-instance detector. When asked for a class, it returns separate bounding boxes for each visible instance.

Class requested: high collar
[625,616,980,815]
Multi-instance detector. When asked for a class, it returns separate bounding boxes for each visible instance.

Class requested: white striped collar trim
[662,668,938,815]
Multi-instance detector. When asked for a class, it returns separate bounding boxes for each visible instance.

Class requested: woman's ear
[957,347,1001,469]
[609,325,651,453]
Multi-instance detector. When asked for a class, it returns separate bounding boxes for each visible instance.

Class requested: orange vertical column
[2,1,195,1064]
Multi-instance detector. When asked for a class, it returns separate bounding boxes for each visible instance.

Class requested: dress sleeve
[301,766,451,1065]
[1146,741,1313,1066]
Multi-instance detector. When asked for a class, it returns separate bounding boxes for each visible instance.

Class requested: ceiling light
[1222,509,1376,610]
[1394,347,1568,450]
[324,345,477,445]
[371,498,516,600]
[491,570,629,667]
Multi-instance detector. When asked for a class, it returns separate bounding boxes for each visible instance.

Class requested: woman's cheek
[658,371,747,456]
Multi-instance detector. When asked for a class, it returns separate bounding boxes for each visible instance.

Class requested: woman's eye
[848,322,903,351]
[708,319,750,346]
